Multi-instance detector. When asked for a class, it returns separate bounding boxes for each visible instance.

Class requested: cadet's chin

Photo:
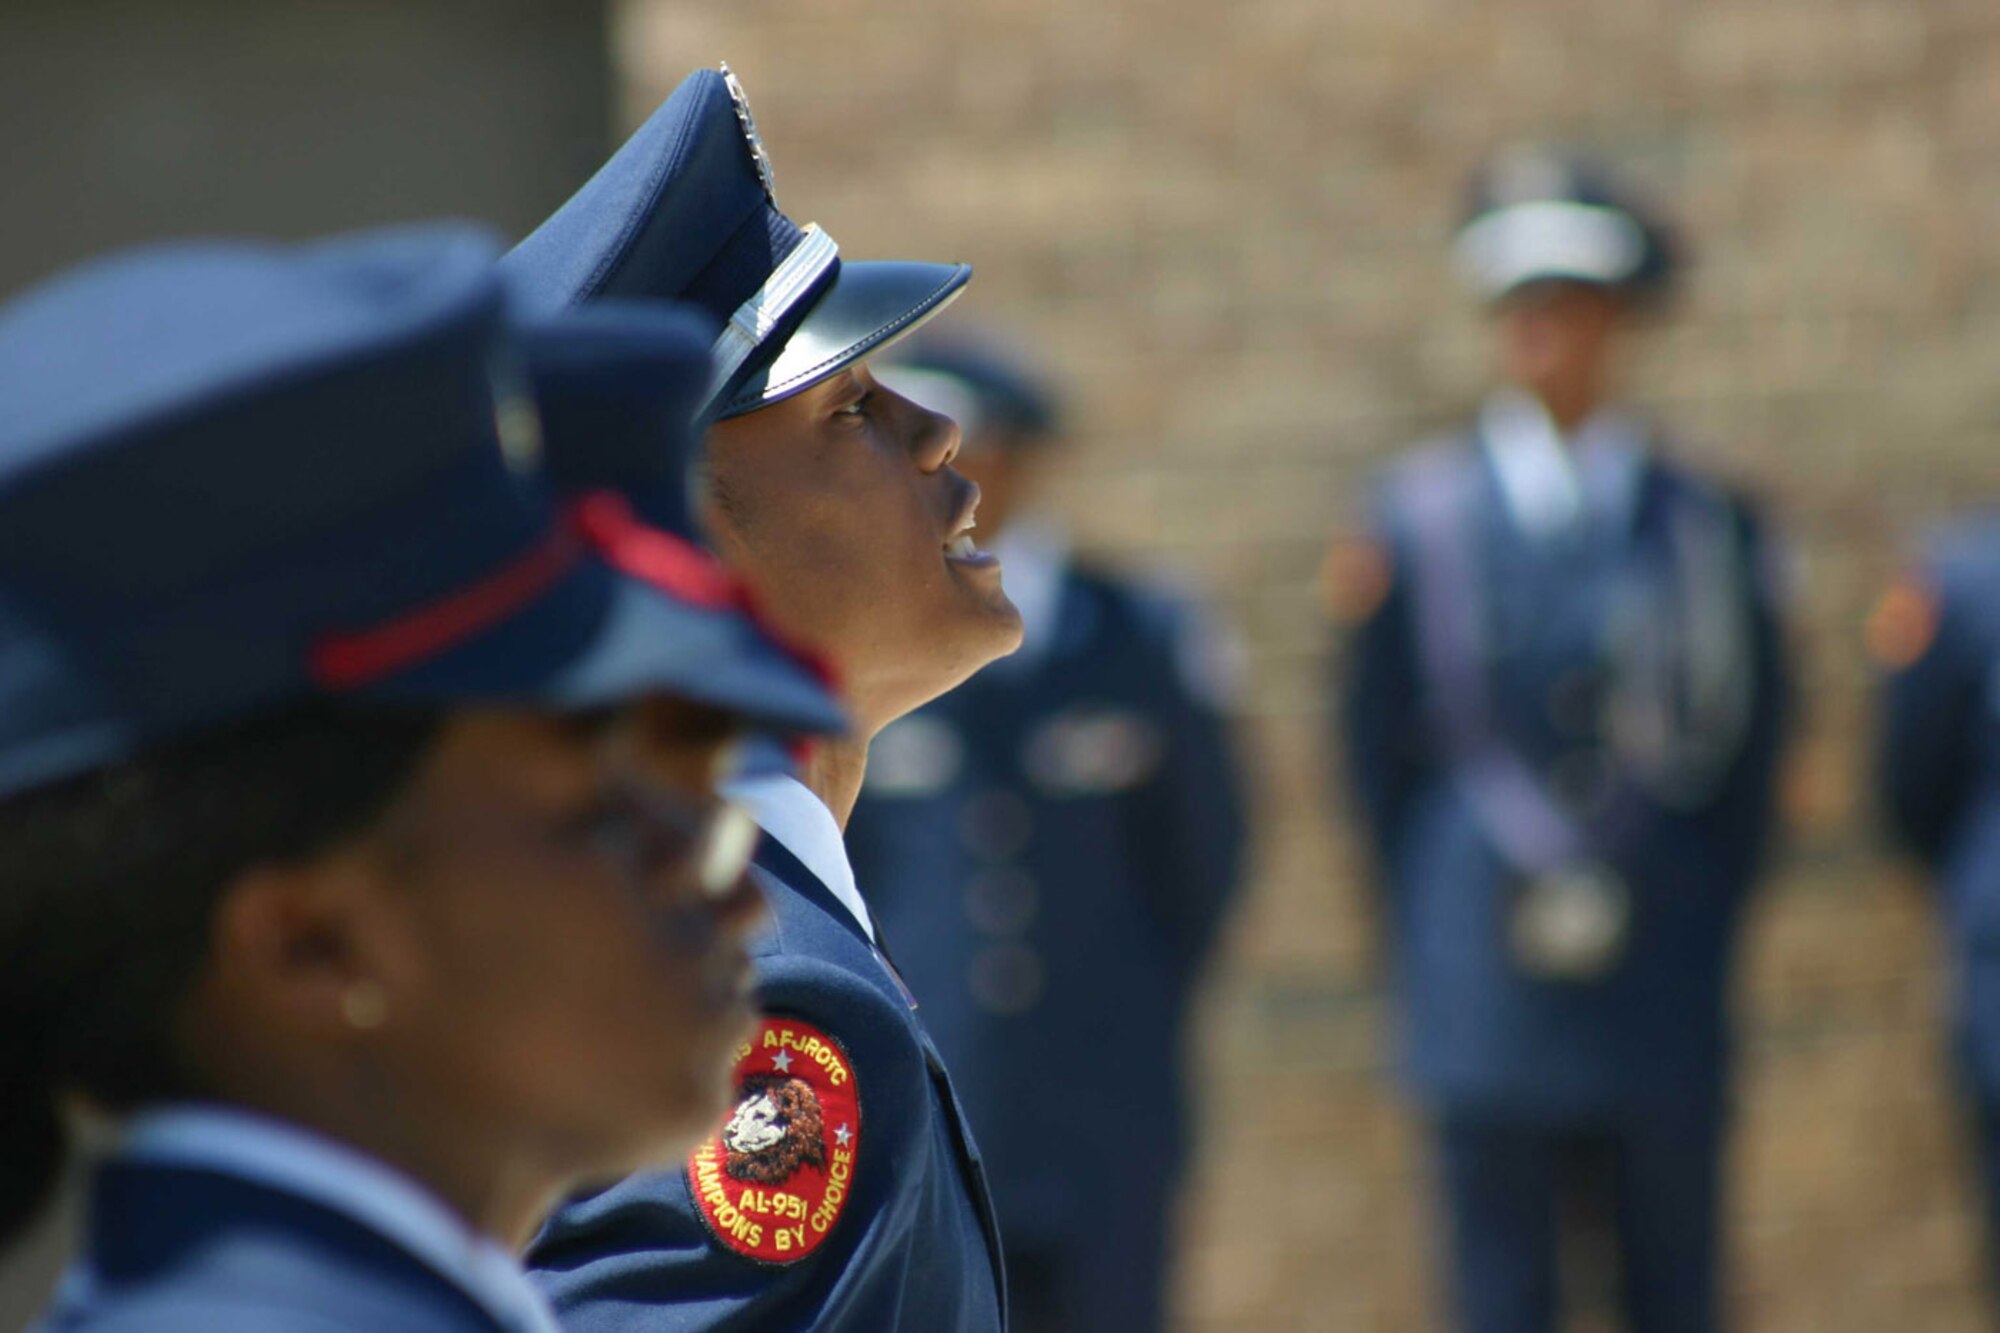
[945,555,1024,659]
[945,582,1024,686]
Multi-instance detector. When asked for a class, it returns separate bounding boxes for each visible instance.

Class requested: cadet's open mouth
[942,487,996,566]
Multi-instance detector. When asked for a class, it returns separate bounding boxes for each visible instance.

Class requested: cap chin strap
[704,224,840,415]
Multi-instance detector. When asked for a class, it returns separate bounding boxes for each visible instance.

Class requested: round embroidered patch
[1321,536,1393,625]
[1865,573,1941,670]
[687,1016,860,1264]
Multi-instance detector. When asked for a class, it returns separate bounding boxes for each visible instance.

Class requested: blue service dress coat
[844,556,1248,1330]
[1338,429,1789,1122]
[1879,515,2000,1095]
[528,822,1006,1333]
[37,1107,559,1333]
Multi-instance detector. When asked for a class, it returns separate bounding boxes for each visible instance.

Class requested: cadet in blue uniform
[505,66,1018,1331]
[0,226,847,1332]
[843,331,1250,1333]
[1873,515,2000,1297]
[1331,152,1790,1333]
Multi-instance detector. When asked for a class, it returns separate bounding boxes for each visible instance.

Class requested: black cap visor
[719,259,971,418]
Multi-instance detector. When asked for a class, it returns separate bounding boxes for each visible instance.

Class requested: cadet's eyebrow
[820,370,864,402]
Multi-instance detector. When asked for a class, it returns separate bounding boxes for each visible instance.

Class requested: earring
[340,980,389,1032]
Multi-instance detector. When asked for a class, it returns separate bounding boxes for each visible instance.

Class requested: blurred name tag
[1022,708,1163,796]
[864,715,965,797]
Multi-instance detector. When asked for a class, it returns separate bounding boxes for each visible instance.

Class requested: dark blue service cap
[517,298,844,703]
[875,328,1061,448]
[503,64,970,421]
[1454,147,1679,305]
[0,224,844,799]
[520,299,712,533]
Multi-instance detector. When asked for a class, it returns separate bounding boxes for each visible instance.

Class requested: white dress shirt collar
[722,770,877,943]
[117,1104,561,1333]
[1479,388,1647,542]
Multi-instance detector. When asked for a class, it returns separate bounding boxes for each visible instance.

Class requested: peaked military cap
[1454,147,1679,305]
[504,64,970,420]
[876,327,1061,448]
[0,224,843,798]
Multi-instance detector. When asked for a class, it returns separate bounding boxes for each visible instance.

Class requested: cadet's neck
[802,736,870,830]
[1534,382,1606,437]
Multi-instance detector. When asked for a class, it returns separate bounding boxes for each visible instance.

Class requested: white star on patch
[772,1051,793,1073]
[834,1124,852,1148]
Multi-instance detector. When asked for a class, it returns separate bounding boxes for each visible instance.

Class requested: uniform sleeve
[1328,497,1430,887]
[1876,561,1983,869]
[526,953,942,1333]
[1126,591,1251,981]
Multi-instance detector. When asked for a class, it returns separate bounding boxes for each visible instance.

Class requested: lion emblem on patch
[722,1074,827,1184]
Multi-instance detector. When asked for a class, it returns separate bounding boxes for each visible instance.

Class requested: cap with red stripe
[0,224,845,801]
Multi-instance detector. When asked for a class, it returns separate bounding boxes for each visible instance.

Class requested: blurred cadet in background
[1873,515,2000,1301]
[1329,150,1790,1333]
[504,66,1017,1332]
[0,226,847,1331]
[845,330,1251,1333]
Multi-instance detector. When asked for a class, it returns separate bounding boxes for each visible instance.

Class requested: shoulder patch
[687,1016,861,1264]
[1865,573,1941,669]
[1321,537,1393,624]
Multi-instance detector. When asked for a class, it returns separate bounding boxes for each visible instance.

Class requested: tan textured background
[617,2,2000,1328]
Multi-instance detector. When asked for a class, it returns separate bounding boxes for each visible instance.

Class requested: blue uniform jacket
[1879,514,2000,1092]
[1338,436,1789,1120]
[528,841,1006,1332]
[845,563,1248,1251]
[37,1163,513,1333]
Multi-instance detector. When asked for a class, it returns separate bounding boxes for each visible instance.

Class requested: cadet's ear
[196,845,409,1050]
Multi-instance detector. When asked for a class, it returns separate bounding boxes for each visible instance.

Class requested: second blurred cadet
[1329,151,1790,1333]
[845,330,1250,1333]
[1874,515,2000,1301]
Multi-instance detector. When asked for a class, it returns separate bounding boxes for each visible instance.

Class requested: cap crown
[1456,148,1677,302]
[0,228,549,783]
[504,69,823,349]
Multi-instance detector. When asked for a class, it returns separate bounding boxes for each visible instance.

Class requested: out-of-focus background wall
[0,0,612,296]
[4,1,2000,1330]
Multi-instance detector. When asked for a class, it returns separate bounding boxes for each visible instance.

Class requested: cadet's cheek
[506,911,660,1089]
[422,833,625,1014]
